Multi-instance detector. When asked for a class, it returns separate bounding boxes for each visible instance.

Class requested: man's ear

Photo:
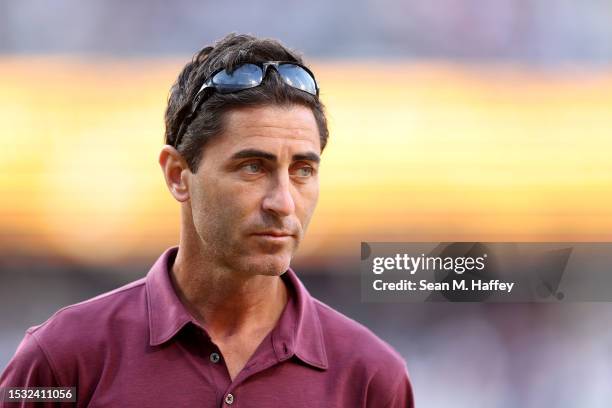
[159,145,191,202]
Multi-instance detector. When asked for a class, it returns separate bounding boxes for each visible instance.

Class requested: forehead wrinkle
[238,124,316,133]
[240,123,313,129]
[223,106,321,145]
[233,124,319,142]
[240,133,317,142]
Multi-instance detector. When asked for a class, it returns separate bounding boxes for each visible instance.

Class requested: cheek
[190,179,232,234]
[189,186,215,236]
[192,179,261,234]
[296,184,319,222]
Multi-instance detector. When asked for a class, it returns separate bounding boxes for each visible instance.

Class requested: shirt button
[224,393,234,405]
[210,352,220,363]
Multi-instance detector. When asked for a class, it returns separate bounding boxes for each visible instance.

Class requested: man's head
[159,34,328,277]
[164,33,328,172]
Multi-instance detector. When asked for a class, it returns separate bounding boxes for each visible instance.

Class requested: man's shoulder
[311,298,407,372]
[310,298,413,406]
[2,277,151,389]
[28,277,147,347]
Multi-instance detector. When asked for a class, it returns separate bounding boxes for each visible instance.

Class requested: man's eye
[295,166,314,177]
[242,163,262,174]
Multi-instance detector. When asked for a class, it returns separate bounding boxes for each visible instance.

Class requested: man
[1,34,413,407]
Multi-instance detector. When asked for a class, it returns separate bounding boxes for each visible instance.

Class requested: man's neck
[170,244,288,341]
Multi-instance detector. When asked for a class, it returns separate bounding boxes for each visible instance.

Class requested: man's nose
[262,173,295,217]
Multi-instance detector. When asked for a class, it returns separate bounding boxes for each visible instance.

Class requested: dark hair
[164,33,329,173]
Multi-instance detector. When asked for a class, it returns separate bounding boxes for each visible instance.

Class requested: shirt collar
[145,246,328,370]
[146,246,194,346]
[272,267,328,370]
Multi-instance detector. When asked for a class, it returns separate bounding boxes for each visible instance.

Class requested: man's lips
[251,230,295,238]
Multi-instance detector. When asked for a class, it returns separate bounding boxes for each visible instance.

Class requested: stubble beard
[200,220,299,278]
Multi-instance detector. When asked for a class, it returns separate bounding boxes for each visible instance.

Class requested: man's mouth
[251,230,295,240]
[253,230,293,238]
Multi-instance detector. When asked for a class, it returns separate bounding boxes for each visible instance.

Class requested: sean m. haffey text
[370,253,516,294]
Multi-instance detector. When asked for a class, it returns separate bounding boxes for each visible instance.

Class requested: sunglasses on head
[173,61,319,148]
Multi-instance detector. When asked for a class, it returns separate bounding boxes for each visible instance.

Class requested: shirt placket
[206,336,288,408]
[193,329,233,407]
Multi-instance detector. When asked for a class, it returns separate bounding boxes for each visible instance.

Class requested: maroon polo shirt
[1,247,413,407]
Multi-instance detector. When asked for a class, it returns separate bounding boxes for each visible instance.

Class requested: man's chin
[241,253,292,277]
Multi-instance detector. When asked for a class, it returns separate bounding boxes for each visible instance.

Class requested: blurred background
[2,0,612,406]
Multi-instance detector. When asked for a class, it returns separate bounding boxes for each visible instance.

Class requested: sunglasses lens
[278,64,318,96]
[212,64,263,92]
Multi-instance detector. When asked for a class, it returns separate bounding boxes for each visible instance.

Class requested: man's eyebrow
[292,152,320,164]
[230,149,321,164]
[230,149,277,161]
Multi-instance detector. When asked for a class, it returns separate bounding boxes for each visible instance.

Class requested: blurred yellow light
[1,57,611,265]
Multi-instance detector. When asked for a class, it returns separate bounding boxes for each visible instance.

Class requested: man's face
[187,104,321,277]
